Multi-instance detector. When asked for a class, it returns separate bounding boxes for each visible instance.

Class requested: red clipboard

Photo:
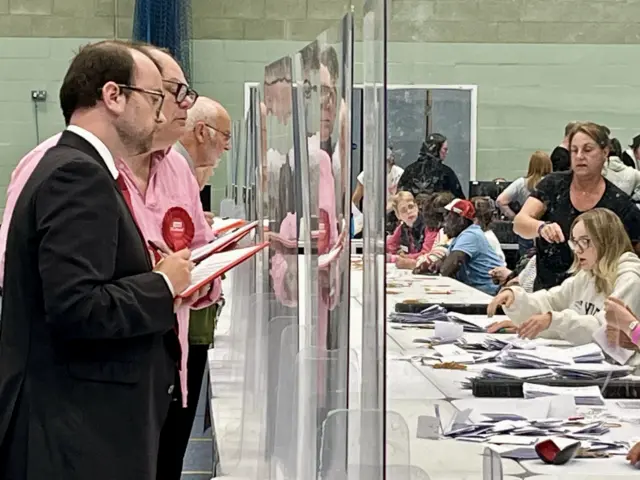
[179,242,268,298]
[211,217,247,236]
[191,220,258,263]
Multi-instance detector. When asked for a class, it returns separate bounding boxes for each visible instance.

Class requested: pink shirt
[0,134,60,287]
[0,134,220,407]
[385,225,439,263]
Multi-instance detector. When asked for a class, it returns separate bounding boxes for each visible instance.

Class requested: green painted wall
[2,0,640,212]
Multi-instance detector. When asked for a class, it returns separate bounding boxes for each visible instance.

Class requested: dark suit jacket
[0,131,178,480]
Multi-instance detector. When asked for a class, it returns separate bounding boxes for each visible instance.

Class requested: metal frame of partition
[359,0,387,477]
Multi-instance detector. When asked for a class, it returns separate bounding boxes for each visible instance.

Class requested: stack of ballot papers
[389,308,507,332]
[447,313,502,333]
[552,363,633,380]
[522,383,606,406]
[388,305,449,325]
[498,343,605,369]
[481,365,554,381]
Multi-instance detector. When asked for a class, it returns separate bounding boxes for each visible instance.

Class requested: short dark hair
[564,121,578,137]
[59,40,162,125]
[320,46,339,81]
[300,40,320,73]
[471,196,495,231]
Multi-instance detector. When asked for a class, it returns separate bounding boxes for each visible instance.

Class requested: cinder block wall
[1,0,640,212]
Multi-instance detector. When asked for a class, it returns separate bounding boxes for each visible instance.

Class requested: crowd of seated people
[378,122,640,464]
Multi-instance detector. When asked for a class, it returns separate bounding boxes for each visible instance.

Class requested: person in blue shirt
[438,198,504,295]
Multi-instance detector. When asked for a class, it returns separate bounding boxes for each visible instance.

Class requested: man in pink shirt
[0,44,220,478]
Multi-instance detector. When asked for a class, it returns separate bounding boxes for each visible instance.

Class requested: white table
[528,473,639,479]
[386,264,493,308]
[212,258,640,479]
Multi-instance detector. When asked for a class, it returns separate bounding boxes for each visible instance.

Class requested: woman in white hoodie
[602,155,640,203]
[487,208,640,346]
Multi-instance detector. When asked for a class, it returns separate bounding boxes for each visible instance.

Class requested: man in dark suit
[0,41,194,480]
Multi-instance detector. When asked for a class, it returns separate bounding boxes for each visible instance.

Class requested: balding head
[180,97,231,189]
[185,98,230,132]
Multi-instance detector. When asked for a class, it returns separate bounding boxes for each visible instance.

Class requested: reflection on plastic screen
[359,0,388,476]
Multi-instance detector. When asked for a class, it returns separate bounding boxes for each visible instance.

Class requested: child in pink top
[386,191,438,263]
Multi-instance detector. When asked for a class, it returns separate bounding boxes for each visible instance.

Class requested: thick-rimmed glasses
[163,80,199,108]
[116,84,165,119]
[568,236,592,253]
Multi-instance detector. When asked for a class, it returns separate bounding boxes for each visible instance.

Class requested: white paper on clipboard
[190,220,258,263]
[211,217,247,236]
[180,243,267,298]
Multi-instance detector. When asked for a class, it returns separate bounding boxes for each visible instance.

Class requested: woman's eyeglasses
[568,237,592,252]
[163,80,199,108]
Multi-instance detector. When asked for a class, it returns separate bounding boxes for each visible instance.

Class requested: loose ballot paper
[179,243,268,298]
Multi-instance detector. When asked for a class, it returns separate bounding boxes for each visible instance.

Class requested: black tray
[471,377,640,399]
[395,301,502,316]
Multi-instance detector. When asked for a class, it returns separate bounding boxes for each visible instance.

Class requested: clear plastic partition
[358,0,388,477]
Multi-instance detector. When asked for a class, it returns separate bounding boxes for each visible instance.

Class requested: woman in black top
[397,133,465,199]
[514,122,640,291]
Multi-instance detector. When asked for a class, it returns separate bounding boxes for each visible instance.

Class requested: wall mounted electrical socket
[31,90,47,102]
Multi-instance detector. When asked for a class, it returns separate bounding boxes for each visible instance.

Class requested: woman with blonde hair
[486,208,640,348]
[497,150,552,219]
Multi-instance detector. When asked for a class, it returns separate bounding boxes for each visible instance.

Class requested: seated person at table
[396,191,454,270]
[472,196,506,263]
[486,208,640,350]
[417,198,504,295]
[386,191,438,264]
[490,255,537,294]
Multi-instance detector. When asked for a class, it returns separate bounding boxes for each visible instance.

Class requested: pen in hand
[148,240,173,258]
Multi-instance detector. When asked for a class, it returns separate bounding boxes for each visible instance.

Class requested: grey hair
[185,97,220,131]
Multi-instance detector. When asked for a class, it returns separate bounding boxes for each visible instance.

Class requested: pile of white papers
[442,401,630,457]
[448,313,500,333]
[481,336,539,351]
[552,363,633,380]
[498,344,604,369]
[564,344,605,363]
[522,383,606,406]
[481,365,554,381]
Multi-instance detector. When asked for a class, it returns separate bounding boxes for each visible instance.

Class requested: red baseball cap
[445,198,476,220]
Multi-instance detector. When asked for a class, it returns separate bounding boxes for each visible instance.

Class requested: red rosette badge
[162,207,195,251]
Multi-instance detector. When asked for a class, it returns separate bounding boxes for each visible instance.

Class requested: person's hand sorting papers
[487,289,552,339]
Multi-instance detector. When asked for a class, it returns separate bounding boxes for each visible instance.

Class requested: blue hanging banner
[132,0,193,82]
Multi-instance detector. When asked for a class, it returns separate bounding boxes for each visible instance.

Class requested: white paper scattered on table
[433,321,464,343]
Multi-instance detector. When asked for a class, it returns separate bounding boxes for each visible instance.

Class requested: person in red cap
[425,198,504,295]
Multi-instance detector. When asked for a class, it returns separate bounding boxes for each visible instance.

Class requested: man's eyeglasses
[163,80,199,108]
[116,84,165,119]
[204,123,231,142]
[302,81,337,105]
